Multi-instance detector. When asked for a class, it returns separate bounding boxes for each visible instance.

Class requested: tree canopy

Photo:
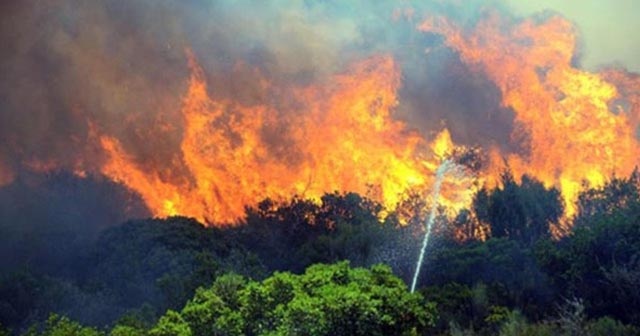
[3,174,640,335]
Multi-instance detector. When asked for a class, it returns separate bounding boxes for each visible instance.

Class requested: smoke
[0,171,149,274]
[0,0,638,225]
[504,0,640,72]
[0,0,186,176]
[0,0,511,177]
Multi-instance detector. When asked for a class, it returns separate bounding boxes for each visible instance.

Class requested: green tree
[180,274,245,336]
[421,283,476,332]
[237,192,389,273]
[474,173,563,245]
[148,311,190,336]
[586,317,640,336]
[109,325,146,336]
[153,262,436,336]
[574,170,640,229]
[535,173,640,324]
[420,238,554,322]
[24,314,103,336]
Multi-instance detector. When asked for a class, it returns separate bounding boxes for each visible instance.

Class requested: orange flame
[420,12,640,219]
[13,9,636,234]
[97,53,476,224]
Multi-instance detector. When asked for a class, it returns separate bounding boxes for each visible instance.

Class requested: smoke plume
[0,0,638,226]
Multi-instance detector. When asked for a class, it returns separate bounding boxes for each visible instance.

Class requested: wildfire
[4,5,638,232]
[420,12,640,219]
[97,52,476,224]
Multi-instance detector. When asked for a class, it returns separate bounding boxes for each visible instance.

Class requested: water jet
[410,159,458,293]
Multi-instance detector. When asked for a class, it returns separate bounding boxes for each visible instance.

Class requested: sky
[505,0,640,72]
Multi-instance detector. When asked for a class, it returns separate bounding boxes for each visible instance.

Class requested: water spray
[410,159,455,293]
[410,148,480,293]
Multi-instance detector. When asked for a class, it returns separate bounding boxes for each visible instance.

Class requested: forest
[1,170,640,336]
[2,0,640,335]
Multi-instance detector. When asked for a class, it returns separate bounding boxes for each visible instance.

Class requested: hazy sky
[505,0,640,72]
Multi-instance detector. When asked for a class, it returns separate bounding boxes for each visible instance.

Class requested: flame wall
[1,0,638,226]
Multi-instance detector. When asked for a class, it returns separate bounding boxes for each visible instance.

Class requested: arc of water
[410,159,454,293]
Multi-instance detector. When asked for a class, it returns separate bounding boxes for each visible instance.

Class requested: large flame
[97,53,475,224]
[420,12,640,218]
[3,4,639,233]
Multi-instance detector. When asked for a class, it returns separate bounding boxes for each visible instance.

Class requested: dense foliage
[1,172,640,335]
[473,172,563,245]
[151,262,435,335]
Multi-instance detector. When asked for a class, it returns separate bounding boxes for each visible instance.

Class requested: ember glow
[1,1,638,229]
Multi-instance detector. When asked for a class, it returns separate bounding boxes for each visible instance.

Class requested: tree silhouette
[473,172,563,245]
